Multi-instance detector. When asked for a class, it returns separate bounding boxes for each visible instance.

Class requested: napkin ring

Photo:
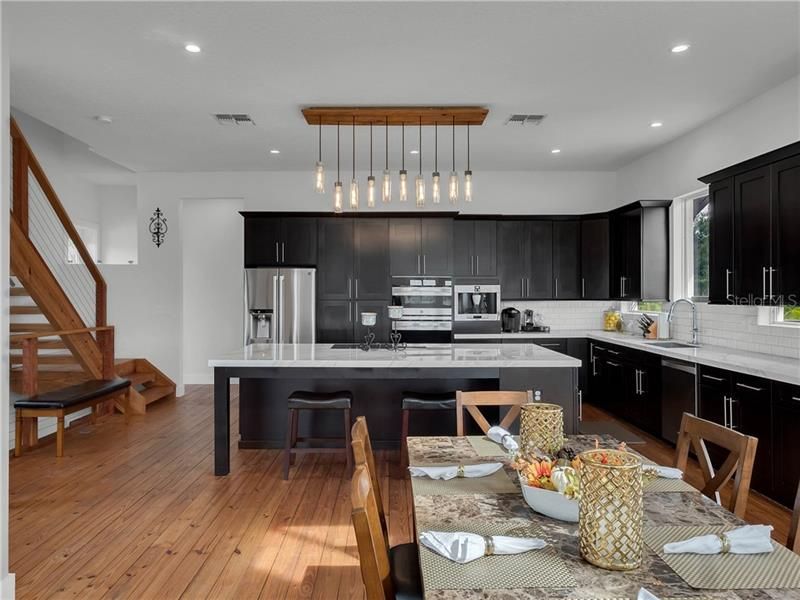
[717,533,731,554]
[456,465,465,478]
[483,536,495,556]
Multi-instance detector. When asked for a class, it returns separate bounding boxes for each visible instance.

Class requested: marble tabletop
[208,342,581,369]
[407,435,799,600]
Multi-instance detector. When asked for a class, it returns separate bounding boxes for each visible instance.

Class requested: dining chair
[352,416,387,539]
[788,479,800,554]
[351,465,423,600]
[456,390,533,436]
[674,412,758,519]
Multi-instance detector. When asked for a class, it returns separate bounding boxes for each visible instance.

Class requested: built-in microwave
[453,282,501,322]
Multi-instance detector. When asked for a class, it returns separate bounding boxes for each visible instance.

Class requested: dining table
[406,434,800,600]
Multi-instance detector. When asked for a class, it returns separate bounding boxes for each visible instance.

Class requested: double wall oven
[390,277,453,343]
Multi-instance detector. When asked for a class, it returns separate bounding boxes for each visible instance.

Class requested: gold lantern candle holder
[519,403,564,457]
[578,449,644,571]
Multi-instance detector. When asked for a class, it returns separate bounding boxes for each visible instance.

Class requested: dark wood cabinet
[611,202,670,301]
[772,155,800,301]
[708,178,735,304]
[497,221,527,299]
[612,209,642,300]
[389,218,421,276]
[553,220,581,299]
[588,343,608,409]
[317,218,354,300]
[316,300,354,343]
[730,374,772,495]
[580,218,610,299]
[566,338,589,422]
[389,217,453,276]
[454,220,496,277]
[773,384,800,508]
[734,166,772,302]
[528,221,554,298]
[243,216,317,267]
[353,219,390,299]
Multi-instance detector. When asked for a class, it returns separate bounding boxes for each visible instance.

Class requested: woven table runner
[645,525,800,590]
[466,435,517,457]
[644,477,698,493]
[410,468,517,496]
[417,518,576,590]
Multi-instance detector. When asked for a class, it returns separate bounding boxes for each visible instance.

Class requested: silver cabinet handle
[355,278,359,298]
[723,395,729,428]
[520,278,524,297]
[540,342,560,348]
[637,370,643,395]
[526,277,531,297]
[736,382,764,392]
[554,277,558,298]
[762,266,768,300]
[475,255,479,274]
[608,349,621,356]
[417,255,421,274]
[423,255,427,274]
[607,361,621,367]
[578,389,583,422]
[470,255,474,275]
[581,277,585,298]
[591,356,597,376]
[281,242,285,263]
[349,303,352,323]
[725,269,732,299]
[275,242,280,263]
[348,278,352,298]
[728,397,738,430]
[702,374,725,382]
[792,396,800,402]
[769,267,775,301]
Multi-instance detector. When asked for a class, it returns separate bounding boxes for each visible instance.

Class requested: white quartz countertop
[208,343,581,369]
[455,330,800,386]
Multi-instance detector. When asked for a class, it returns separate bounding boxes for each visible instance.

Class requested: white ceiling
[7,1,800,173]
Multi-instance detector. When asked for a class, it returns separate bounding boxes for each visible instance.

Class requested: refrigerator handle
[278,275,285,343]
[272,275,279,343]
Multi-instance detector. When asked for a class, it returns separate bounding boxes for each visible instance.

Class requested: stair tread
[10,354,78,365]
[10,323,56,332]
[10,339,66,349]
[10,305,42,314]
[140,385,175,404]
[128,372,156,386]
[10,288,30,297]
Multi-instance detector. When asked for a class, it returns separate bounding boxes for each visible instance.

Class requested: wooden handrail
[10,326,115,344]
[10,117,107,326]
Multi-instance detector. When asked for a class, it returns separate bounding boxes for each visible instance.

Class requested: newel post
[97,327,115,380]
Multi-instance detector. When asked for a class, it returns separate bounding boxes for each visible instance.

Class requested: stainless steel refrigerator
[244,268,316,345]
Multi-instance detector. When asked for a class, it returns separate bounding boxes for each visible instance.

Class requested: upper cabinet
[454,219,497,277]
[580,217,610,299]
[243,216,317,267]
[701,141,800,305]
[389,217,453,276]
[552,220,581,299]
[496,220,552,300]
[317,218,355,300]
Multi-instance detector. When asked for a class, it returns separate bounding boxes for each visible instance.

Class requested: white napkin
[637,588,660,600]
[408,462,503,481]
[653,466,683,479]
[487,426,519,452]
[663,525,774,555]
[419,531,546,564]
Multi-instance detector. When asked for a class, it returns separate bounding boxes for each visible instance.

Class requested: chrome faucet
[667,298,699,345]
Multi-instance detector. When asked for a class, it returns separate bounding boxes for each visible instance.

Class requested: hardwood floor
[9,387,792,599]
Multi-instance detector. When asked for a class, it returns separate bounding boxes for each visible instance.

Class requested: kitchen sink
[647,341,700,349]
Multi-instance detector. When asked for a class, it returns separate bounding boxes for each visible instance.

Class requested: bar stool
[283,390,353,479]
[399,391,456,468]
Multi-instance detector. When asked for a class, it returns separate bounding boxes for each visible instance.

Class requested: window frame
[671,187,710,303]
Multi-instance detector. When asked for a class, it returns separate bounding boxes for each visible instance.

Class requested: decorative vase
[519,402,564,457]
[578,449,644,571]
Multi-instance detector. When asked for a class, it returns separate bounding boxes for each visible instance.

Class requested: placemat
[417,518,576,590]
[466,435,517,456]
[644,477,698,494]
[645,525,800,590]
[410,468,517,496]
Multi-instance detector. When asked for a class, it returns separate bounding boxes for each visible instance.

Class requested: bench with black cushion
[14,377,131,458]
[400,390,457,467]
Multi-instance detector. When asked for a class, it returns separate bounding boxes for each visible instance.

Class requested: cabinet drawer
[532,339,567,354]
[698,366,732,390]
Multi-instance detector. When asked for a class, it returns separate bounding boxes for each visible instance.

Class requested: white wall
[96,185,137,264]
[617,75,800,203]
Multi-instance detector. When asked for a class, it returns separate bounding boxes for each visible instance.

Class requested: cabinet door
[280,217,317,266]
[244,217,281,267]
[497,221,527,299]
[317,218,354,300]
[581,218,610,299]
[473,220,497,276]
[566,338,589,421]
[317,300,354,343]
[553,220,581,299]
[708,179,735,304]
[588,344,607,409]
[453,220,475,277]
[772,155,800,301]
[354,299,392,343]
[354,218,390,299]
[731,376,772,495]
[698,383,729,468]
[623,210,642,299]
[420,218,453,276]
[636,363,662,437]
[773,385,800,507]
[389,218,421,276]
[734,166,771,301]
[602,357,626,417]
[527,221,553,298]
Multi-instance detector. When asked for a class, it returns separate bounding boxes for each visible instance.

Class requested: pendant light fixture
[333,122,343,213]
[464,124,473,203]
[367,122,376,208]
[349,117,359,210]
[432,122,441,204]
[382,117,391,203]
[314,121,325,194]
[415,117,425,207]
[399,123,408,202]
[448,116,459,204]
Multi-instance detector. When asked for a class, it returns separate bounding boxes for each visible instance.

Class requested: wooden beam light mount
[301,106,488,127]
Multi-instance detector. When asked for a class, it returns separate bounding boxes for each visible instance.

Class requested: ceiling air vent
[505,114,546,126]
[213,113,256,126]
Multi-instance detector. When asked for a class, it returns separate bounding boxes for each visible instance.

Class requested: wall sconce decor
[149,207,168,248]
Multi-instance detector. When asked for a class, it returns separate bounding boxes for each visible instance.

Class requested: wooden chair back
[351,416,387,539]
[788,479,800,554]
[351,465,394,600]
[456,390,533,436]
[674,412,758,518]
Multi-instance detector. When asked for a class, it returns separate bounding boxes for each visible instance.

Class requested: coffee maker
[501,307,521,333]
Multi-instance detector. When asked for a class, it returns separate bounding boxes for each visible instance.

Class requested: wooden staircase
[9,117,175,423]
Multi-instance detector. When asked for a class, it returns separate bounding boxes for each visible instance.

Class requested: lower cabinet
[317,299,391,343]
[773,383,800,507]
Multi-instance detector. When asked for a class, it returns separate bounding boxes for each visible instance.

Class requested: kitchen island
[208,343,580,475]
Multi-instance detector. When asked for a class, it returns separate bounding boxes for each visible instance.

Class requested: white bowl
[361,312,377,326]
[518,473,579,522]
[387,305,403,320]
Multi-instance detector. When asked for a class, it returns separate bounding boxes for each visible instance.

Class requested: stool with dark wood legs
[400,391,456,468]
[283,390,353,479]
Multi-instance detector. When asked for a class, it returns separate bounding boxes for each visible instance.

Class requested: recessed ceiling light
[409,149,419,155]
[650,121,663,128]
[184,43,201,53]
[671,43,690,54]
[551,148,561,154]
[93,115,113,124]
[269,149,281,154]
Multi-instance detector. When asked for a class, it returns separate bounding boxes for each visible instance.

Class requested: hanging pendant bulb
[415,117,425,207]
[349,117,359,210]
[432,122,441,204]
[464,124,472,202]
[314,122,325,194]
[448,116,459,204]
[382,118,391,203]
[399,123,408,202]
[333,122,343,213]
[367,122,376,208]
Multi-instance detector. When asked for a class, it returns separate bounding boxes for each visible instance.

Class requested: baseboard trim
[1,572,15,600]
